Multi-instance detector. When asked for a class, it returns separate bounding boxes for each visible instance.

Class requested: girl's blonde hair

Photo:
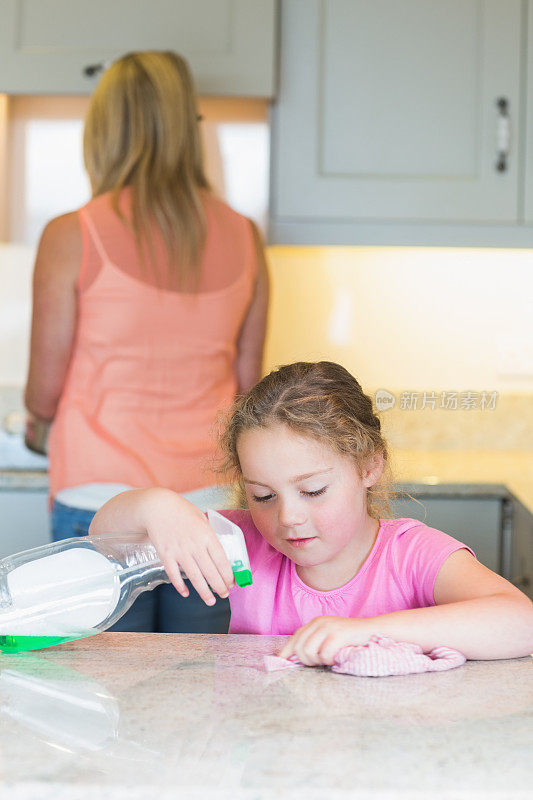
[218,361,394,518]
[83,50,210,287]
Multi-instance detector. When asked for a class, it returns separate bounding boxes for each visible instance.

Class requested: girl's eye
[251,487,328,502]
[252,493,275,503]
[302,487,327,497]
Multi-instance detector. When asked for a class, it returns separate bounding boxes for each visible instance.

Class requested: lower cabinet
[391,489,533,600]
[0,489,50,558]
[390,495,501,572]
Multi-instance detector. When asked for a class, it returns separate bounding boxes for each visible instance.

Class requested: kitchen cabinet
[0,0,277,96]
[523,0,533,222]
[270,0,533,246]
[0,431,50,557]
[0,488,50,558]
[391,483,533,600]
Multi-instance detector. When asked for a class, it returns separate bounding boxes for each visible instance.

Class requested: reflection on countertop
[0,633,531,799]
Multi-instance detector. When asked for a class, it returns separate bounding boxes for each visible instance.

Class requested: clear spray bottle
[0,510,251,653]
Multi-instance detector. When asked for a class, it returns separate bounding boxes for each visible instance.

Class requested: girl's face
[237,423,384,590]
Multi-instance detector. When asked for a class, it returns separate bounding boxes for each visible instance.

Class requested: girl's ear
[362,452,385,488]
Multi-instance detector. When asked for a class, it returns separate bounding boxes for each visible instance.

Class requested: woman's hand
[277,616,373,666]
[24,412,50,455]
[89,488,236,606]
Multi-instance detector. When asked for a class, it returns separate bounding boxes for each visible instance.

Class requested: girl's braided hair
[217,361,394,517]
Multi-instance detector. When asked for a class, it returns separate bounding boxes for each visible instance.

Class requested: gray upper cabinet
[270,0,528,245]
[524,0,533,223]
[0,0,277,96]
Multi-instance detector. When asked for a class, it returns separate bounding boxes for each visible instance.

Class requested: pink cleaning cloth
[264,635,466,677]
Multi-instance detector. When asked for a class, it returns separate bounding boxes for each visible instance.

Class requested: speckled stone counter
[0,469,48,490]
[390,450,533,517]
[0,633,531,799]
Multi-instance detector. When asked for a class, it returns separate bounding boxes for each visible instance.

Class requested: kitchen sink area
[0,429,48,471]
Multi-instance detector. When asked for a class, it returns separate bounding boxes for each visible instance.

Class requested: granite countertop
[0,469,49,490]
[0,633,531,800]
[390,449,533,515]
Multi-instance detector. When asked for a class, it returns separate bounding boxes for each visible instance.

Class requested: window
[1,95,269,245]
[0,94,270,386]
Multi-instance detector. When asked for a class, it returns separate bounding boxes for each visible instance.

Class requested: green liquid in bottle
[0,631,95,654]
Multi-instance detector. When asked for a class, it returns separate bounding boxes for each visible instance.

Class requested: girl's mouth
[286,537,317,548]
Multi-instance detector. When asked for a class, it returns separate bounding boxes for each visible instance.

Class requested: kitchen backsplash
[262,246,533,395]
[1,384,531,451]
[2,242,532,452]
[378,393,533,451]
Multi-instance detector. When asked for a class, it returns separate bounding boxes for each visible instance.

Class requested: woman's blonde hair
[218,361,395,518]
[83,50,210,287]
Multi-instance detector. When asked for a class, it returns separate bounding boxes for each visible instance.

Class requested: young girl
[89,361,533,664]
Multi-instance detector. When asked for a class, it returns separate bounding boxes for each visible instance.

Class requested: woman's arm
[24,212,81,421]
[89,488,236,605]
[235,220,270,394]
[278,550,533,663]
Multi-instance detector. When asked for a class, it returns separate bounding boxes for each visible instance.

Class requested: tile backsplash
[378,393,533,451]
[263,246,533,395]
[2,241,533,453]
[2,384,531,451]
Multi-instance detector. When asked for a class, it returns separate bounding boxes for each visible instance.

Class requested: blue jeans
[51,499,231,633]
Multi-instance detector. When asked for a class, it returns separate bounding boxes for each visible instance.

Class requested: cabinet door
[523,0,533,222]
[506,497,533,600]
[389,496,502,574]
[0,489,50,558]
[0,0,276,96]
[271,0,521,228]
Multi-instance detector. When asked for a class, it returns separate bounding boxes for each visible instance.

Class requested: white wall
[0,243,34,386]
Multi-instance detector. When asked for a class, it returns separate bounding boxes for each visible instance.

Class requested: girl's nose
[278,499,306,528]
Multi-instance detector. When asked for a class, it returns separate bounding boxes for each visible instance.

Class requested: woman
[24,51,269,634]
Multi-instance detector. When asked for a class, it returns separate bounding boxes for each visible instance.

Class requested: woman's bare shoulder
[36,211,82,278]
[31,211,84,288]
[40,210,81,244]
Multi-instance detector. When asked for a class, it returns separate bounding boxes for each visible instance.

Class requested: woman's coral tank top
[47,189,257,498]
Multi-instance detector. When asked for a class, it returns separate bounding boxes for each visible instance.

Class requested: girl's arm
[24,212,80,421]
[88,488,236,606]
[279,550,533,663]
[235,220,269,393]
[360,549,533,660]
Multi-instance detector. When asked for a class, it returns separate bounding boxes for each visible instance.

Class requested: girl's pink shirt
[221,511,476,635]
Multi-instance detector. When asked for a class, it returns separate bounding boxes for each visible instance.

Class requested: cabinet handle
[83,63,105,78]
[495,97,510,172]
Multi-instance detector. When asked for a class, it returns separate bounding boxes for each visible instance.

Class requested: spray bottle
[0,510,251,653]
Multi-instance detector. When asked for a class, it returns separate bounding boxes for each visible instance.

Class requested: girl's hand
[141,489,236,606]
[90,488,236,606]
[277,616,372,666]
